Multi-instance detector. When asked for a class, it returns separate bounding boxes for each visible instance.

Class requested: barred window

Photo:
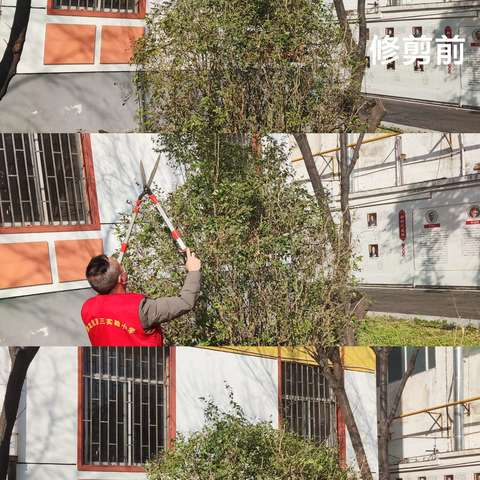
[81,347,167,466]
[388,347,436,383]
[0,133,94,229]
[281,361,337,446]
[51,0,140,14]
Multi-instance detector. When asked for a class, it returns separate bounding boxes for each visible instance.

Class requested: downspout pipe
[453,347,464,451]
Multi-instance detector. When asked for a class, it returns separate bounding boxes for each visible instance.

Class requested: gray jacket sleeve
[138,271,201,330]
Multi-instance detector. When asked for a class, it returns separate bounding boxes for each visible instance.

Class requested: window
[0,133,99,233]
[369,244,379,257]
[413,26,423,38]
[366,28,370,40]
[386,59,396,70]
[388,347,436,383]
[414,59,425,72]
[366,56,371,68]
[445,476,454,480]
[474,473,480,480]
[386,27,394,37]
[80,347,168,467]
[367,212,377,227]
[47,0,145,17]
[281,361,337,446]
[418,477,426,480]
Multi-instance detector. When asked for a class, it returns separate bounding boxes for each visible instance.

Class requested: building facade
[0,0,148,131]
[345,0,480,108]
[0,346,379,480]
[0,132,179,344]
[288,133,480,288]
[388,347,480,480]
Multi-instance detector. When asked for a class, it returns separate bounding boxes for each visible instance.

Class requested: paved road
[369,96,480,132]
[361,287,480,321]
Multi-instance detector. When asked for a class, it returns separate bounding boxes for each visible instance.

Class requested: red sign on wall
[399,209,407,241]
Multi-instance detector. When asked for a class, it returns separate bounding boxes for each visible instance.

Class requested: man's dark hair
[85,255,120,294]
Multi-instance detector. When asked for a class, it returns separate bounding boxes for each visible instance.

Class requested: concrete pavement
[369,96,480,132]
[361,286,480,325]
[0,289,92,346]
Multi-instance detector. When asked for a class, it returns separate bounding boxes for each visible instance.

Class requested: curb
[367,311,480,328]
[380,121,438,133]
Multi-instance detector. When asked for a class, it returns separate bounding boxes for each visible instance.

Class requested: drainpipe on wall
[453,347,465,451]
[394,136,404,186]
[458,134,465,177]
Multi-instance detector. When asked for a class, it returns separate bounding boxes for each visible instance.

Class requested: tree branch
[387,348,420,426]
[0,0,32,101]
[347,133,365,177]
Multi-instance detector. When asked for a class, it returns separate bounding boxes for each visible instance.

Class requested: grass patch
[358,315,480,346]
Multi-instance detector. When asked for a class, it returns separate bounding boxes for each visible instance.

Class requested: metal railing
[0,133,88,228]
[281,361,337,446]
[52,0,139,14]
[82,347,167,466]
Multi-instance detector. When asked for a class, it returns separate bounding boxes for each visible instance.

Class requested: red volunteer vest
[81,293,163,346]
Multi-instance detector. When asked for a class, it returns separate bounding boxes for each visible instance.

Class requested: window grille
[281,361,337,446]
[82,347,167,466]
[0,133,89,228]
[52,0,139,14]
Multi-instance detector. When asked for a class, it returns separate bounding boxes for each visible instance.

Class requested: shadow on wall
[16,347,79,480]
[348,135,480,289]
[175,349,278,435]
[364,17,478,107]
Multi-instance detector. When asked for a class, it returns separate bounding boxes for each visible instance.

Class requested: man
[81,248,201,346]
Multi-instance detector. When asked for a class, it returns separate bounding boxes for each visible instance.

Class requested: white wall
[345,369,379,479]
[0,0,150,74]
[346,3,480,106]
[289,133,480,287]
[90,133,183,254]
[0,347,380,479]
[175,348,279,434]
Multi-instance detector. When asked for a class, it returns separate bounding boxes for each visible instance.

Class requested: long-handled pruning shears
[118,156,187,265]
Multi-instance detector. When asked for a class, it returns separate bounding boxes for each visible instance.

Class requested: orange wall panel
[0,242,52,289]
[100,26,144,64]
[44,24,96,65]
[55,239,103,283]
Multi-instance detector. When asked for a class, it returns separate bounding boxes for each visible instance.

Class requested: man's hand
[185,248,201,272]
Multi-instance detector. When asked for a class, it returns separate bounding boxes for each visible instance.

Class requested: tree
[146,391,352,480]
[118,133,372,476]
[133,0,367,133]
[332,0,385,131]
[0,347,39,480]
[294,132,373,478]
[375,347,419,480]
[0,0,32,101]
[119,134,357,346]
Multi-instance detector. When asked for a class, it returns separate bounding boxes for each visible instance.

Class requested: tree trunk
[332,0,385,131]
[0,347,39,480]
[0,0,32,101]
[293,133,337,245]
[376,347,390,480]
[338,133,352,247]
[314,347,374,480]
[375,347,420,480]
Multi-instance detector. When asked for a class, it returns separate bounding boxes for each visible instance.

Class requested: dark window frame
[280,360,337,446]
[77,347,170,472]
[47,0,146,19]
[0,133,100,234]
